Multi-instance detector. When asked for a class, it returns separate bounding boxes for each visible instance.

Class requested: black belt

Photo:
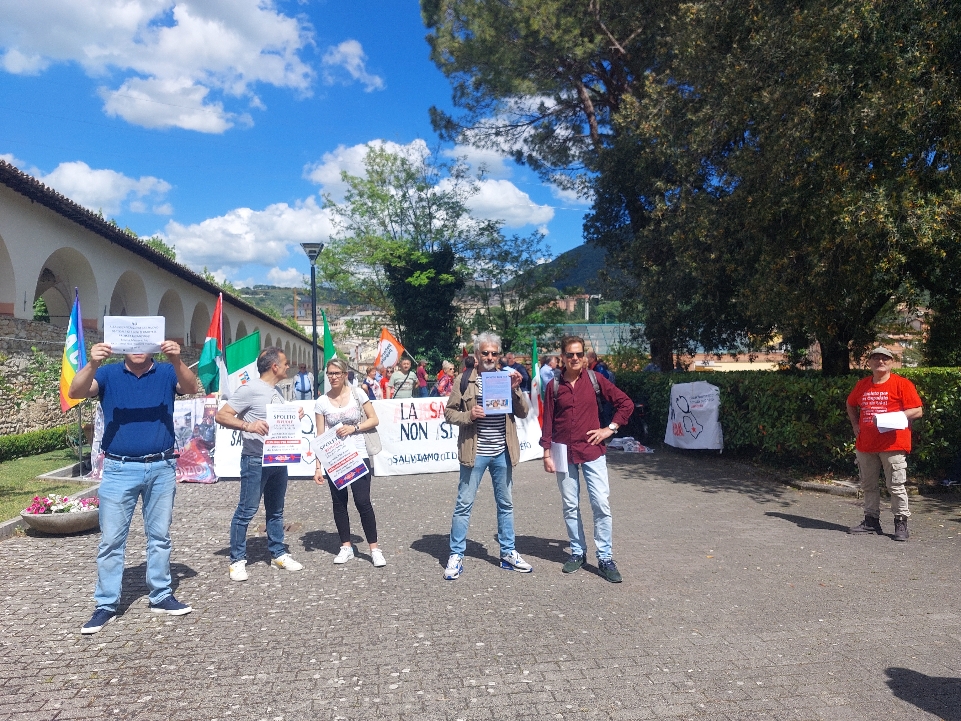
[104,449,178,463]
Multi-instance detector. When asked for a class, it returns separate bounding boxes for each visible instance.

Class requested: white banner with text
[214,397,543,478]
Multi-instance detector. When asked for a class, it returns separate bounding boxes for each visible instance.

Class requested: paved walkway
[1,451,960,720]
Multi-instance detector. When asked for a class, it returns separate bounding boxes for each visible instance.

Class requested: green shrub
[616,369,961,477]
[0,426,72,463]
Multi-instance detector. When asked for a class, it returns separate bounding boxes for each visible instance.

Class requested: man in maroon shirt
[541,336,634,582]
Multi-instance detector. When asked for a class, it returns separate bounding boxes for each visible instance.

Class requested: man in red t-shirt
[846,346,923,541]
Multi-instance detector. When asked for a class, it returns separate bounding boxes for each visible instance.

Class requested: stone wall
[0,317,202,436]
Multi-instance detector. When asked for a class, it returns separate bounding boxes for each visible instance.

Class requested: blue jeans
[230,455,290,563]
[94,457,178,611]
[556,456,613,561]
[450,451,515,557]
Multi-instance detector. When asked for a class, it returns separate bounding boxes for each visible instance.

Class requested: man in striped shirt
[443,332,533,580]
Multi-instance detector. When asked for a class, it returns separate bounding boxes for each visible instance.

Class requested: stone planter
[20,507,100,534]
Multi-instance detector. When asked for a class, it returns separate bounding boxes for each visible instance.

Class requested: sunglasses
[565,352,585,359]
[479,351,499,357]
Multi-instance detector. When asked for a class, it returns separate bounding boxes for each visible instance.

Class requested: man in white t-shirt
[215,347,304,581]
[293,363,314,400]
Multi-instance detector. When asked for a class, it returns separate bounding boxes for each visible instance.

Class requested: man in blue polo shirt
[69,338,199,634]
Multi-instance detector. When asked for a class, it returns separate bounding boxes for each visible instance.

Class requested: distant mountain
[546,243,609,293]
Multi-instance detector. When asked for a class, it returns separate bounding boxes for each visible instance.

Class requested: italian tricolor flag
[197,293,227,394]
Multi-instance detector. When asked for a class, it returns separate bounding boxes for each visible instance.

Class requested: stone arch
[189,302,211,348]
[109,270,149,317]
[0,232,14,316]
[222,313,233,346]
[264,332,273,350]
[252,327,262,347]
[284,340,291,363]
[235,320,248,340]
[33,247,99,328]
[157,290,185,344]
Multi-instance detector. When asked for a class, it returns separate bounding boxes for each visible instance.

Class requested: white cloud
[442,145,513,179]
[0,0,314,132]
[303,139,429,200]
[36,160,172,215]
[464,179,554,228]
[267,267,306,287]
[0,153,26,168]
[163,195,333,273]
[549,183,593,206]
[321,39,384,92]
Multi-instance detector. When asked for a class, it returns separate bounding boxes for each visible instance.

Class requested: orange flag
[373,327,404,368]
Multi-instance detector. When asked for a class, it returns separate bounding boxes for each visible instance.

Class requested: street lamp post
[301,242,325,398]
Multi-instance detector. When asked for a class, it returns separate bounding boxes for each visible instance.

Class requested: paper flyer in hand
[481,371,513,415]
[875,411,909,433]
[263,404,303,466]
[311,425,369,490]
[103,316,165,354]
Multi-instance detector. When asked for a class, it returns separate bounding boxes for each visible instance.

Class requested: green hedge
[616,369,961,477]
[0,425,72,463]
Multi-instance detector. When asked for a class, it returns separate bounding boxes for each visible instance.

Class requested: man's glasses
[565,352,585,359]
[479,351,499,357]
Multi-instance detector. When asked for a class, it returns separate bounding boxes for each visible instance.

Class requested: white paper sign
[311,425,369,489]
[550,442,569,474]
[664,381,724,450]
[481,371,513,415]
[213,396,543,478]
[103,316,165,353]
[263,404,303,466]
[875,411,909,433]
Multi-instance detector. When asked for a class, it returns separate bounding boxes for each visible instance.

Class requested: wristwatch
[608,423,619,432]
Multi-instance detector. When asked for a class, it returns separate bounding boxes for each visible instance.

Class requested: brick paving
[1,450,960,720]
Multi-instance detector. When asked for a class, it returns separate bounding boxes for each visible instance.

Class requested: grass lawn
[0,449,91,523]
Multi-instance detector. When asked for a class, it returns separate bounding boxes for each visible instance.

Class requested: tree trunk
[818,335,851,376]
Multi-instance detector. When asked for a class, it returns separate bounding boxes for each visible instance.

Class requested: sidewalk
[1,451,959,720]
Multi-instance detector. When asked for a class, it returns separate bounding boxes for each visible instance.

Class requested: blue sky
[0,0,590,288]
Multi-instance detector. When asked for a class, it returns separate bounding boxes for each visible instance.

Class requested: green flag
[224,330,261,398]
[322,309,336,365]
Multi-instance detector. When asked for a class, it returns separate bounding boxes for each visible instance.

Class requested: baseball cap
[868,346,895,359]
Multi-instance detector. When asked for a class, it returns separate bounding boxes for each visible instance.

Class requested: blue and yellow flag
[59,289,87,412]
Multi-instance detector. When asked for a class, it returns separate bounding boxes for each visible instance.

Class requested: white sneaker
[371,548,386,567]
[333,546,355,564]
[444,554,463,580]
[271,553,303,571]
[229,559,248,581]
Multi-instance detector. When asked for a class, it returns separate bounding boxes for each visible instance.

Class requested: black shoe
[894,515,909,542]
[562,553,585,574]
[598,558,622,583]
[849,516,883,535]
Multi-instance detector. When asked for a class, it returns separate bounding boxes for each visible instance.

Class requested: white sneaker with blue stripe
[500,550,533,573]
[444,554,464,580]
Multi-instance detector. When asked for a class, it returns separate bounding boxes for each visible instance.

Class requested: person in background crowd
[363,365,383,400]
[642,359,661,372]
[539,355,559,397]
[436,360,455,397]
[443,332,533,580]
[462,355,476,373]
[847,346,923,541]
[505,352,531,393]
[416,358,430,397]
[70,338,199,634]
[294,363,314,400]
[380,365,393,399]
[390,358,417,399]
[587,351,612,382]
[314,357,385,567]
[541,335,634,583]
[216,347,305,583]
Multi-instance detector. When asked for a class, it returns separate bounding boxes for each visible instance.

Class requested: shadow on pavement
[410,533,494,567]
[117,561,197,613]
[301,528,355,556]
[513,534,571,564]
[764,512,851,533]
[885,667,961,721]
[608,449,794,507]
